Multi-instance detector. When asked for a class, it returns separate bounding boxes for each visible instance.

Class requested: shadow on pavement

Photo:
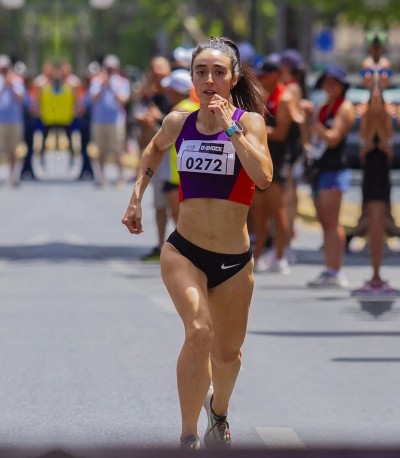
[0,242,149,262]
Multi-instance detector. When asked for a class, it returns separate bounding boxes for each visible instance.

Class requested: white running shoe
[307,270,348,288]
[266,257,291,275]
[254,249,277,273]
[254,256,271,272]
[203,386,231,449]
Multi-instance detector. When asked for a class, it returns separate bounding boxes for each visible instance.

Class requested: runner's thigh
[160,243,211,327]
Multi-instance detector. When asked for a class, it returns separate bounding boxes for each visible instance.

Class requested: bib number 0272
[185,156,222,172]
[178,150,235,175]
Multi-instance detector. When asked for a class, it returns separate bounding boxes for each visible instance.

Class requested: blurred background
[0,0,398,79]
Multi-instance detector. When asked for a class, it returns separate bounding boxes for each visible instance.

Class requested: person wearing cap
[122,36,272,449]
[89,54,131,186]
[0,54,26,187]
[250,53,293,274]
[158,69,199,224]
[303,64,355,288]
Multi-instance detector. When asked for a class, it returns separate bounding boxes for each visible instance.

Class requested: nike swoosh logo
[221,263,241,270]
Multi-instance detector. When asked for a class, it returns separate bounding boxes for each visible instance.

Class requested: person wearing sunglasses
[360,33,392,90]
[350,68,400,297]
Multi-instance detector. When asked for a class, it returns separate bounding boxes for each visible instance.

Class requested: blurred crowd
[0,31,399,295]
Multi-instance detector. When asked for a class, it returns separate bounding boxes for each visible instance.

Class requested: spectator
[0,54,26,187]
[303,65,355,288]
[75,74,94,180]
[351,68,400,297]
[251,54,292,274]
[279,48,308,263]
[38,61,76,166]
[89,54,131,186]
[135,56,172,261]
[346,38,399,250]
[158,69,199,225]
[361,31,391,72]
[20,73,39,181]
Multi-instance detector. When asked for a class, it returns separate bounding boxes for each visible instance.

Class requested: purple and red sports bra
[175,108,255,206]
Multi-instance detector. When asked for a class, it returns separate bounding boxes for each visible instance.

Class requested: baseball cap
[280,49,304,71]
[255,53,281,74]
[0,54,11,69]
[103,54,120,68]
[161,69,192,95]
[315,64,350,91]
[173,46,193,69]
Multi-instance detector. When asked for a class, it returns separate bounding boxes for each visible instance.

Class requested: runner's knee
[185,323,214,352]
[211,348,242,366]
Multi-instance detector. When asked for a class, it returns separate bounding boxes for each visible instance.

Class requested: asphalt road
[0,153,399,456]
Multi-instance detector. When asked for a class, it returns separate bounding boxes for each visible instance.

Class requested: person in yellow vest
[38,62,75,166]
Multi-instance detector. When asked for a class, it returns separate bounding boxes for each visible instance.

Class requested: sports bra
[175,108,255,206]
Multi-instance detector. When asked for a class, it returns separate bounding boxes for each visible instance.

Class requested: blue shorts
[312,169,351,197]
[166,229,253,289]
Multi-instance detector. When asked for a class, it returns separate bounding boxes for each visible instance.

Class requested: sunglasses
[359,67,394,78]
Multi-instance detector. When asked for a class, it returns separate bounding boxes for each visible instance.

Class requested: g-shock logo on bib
[199,143,224,154]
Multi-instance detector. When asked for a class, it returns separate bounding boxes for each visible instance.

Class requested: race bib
[177,140,236,175]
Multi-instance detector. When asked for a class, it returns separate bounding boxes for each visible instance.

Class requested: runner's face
[192,49,236,102]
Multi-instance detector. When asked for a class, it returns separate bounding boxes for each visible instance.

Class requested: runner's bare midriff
[176,198,250,253]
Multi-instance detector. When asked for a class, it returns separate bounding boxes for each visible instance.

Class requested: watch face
[226,120,243,137]
[234,121,243,132]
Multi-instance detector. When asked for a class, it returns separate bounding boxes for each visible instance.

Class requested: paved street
[0,152,399,456]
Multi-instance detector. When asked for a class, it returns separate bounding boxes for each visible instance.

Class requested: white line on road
[256,427,306,448]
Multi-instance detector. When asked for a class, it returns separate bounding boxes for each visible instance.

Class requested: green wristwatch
[225,120,243,137]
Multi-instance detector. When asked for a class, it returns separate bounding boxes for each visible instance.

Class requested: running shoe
[351,279,400,298]
[254,256,271,272]
[140,246,161,262]
[266,257,290,275]
[254,250,274,272]
[180,435,200,450]
[203,386,231,449]
[307,270,348,288]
